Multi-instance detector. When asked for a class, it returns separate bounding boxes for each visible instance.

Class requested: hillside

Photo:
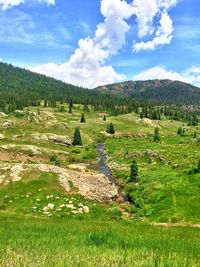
[96,79,200,104]
[0,101,199,265]
[0,62,126,112]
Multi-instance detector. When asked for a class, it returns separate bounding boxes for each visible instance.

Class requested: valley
[0,63,199,266]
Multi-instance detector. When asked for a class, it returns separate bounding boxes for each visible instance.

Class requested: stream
[96,143,129,202]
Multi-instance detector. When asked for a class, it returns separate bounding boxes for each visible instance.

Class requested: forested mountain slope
[96,79,200,104]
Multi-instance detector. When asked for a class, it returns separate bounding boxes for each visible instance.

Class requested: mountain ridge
[96,79,200,104]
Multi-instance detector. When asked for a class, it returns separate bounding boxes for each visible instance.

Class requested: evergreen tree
[193,131,197,139]
[103,115,106,121]
[130,159,138,182]
[153,127,161,142]
[80,113,86,123]
[109,123,115,134]
[106,123,115,134]
[197,159,200,173]
[69,99,73,113]
[177,127,183,135]
[72,128,82,146]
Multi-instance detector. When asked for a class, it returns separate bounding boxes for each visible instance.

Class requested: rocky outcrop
[0,134,5,140]
[31,164,118,202]
[0,120,15,128]
[48,134,72,146]
[0,112,7,117]
[32,133,72,146]
[0,163,118,202]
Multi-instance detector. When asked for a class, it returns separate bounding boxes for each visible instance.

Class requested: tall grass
[0,215,199,266]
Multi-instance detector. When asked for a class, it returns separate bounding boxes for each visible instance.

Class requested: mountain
[96,79,200,104]
[0,62,125,112]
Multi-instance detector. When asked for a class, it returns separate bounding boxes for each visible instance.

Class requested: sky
[0,0,200,88]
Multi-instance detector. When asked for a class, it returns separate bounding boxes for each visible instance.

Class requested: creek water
[96,143,129,201]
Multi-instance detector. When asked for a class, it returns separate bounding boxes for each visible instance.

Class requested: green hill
[96,79,200,104]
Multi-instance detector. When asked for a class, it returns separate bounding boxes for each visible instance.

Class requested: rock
[0,120,14,128]
[48,134,72,147]
[62,123,70,129]
[32,133,49,142]
[0,134,5,140]
[66,204,75,209]
[82,206,90,213]
[43,203,55,212]
[59,204,65,208]
[14,110,24,117]
[71,210,80,214]
[21,145,43,156]
[0,112,7,117]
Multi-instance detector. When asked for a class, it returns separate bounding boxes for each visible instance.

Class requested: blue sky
[0,0,200,88]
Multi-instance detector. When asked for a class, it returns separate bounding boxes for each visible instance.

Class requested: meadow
[0,215,199,267]
[0,104,200,266]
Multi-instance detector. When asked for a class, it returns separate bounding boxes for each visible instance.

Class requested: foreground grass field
[0,215,199,267]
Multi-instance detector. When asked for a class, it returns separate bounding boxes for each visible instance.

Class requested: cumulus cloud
[132,0,177,52]
[30,0,134,88]
[133,65,200,87]
[30,0,179,88]
[0,0,55,11]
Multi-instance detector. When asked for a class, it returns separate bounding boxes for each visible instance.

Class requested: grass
[0,104,200,265]
[0,215,199,267]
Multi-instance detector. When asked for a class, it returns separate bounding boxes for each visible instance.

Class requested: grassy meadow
[0,215,199,267]
[0,104,200,266]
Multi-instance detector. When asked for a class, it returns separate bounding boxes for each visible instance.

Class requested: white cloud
[0,0,55,10]
[29,0,180,88]
[132,0,177,52]
[30,0,133,88]
[133,65,200,87]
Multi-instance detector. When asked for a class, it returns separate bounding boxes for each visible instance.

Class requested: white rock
[0,134,5,140]
[82,206,90,213]
[47,203,55,209]
[66,204,75,209]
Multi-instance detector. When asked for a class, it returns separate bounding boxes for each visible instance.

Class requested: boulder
[0,112,7,117]
[0,120,14,128]
[48,134,72,147]
[0,134,5,140]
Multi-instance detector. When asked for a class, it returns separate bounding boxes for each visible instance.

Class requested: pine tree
[69,99,73,113]
[177,127,183,135]
[72,128,82,146]
[193,131,197,139]
[80,113,86,123]
[130,159,138,182]
[106,123,115,134]
[153,127,161,142]
[196,159,200,173]
[103,115,106,121]
[109,123,115,134]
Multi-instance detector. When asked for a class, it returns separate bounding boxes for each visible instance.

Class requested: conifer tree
[80,113,86,123]
[69,99,73,113]
[193,131,197,139]
[130,159,138,182]
[177,127,183,135]
[72,128,82,146]
[153,127,161,142]
[109,123,115,134]
[103,115,106,121]
[107,123,115,134]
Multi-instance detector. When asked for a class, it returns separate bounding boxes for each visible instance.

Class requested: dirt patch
[0,149,48,163]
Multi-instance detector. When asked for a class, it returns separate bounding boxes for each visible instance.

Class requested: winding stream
[96,143,129,201]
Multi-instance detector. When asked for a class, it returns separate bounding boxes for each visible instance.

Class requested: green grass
[0,215,199,267]
[106,136,200,223]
